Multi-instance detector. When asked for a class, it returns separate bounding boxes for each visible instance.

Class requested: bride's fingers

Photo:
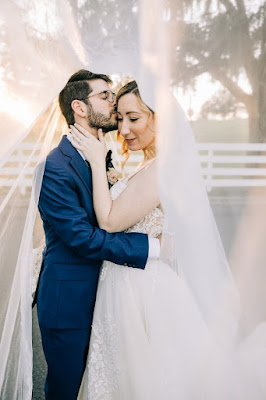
[74,123,95,139]
[70,126,90,144]
[70,124,85,137]
[70,136,83,151]
[98,129,104,143]
[98,130,108,154]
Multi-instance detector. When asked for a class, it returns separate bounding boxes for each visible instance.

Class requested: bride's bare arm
[91,159,160,232]
[70,123,160,232]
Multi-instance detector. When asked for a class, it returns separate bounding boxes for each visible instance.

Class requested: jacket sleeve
[38,158,149,269]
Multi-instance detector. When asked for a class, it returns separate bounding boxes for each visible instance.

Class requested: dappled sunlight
[0,93,36,160]
[0,96,34,128]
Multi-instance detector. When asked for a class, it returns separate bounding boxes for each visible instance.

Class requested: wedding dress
[78,164,211,400]
[77,163,266,400]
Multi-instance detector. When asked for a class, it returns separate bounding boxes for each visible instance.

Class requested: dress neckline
[124,158,156,183]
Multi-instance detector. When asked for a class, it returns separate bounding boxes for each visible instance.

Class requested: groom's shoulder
[46,136,71,165]
[34,140,71,187]
[37,142,69,180]
[46,145,63,163]
[45,136,74,165]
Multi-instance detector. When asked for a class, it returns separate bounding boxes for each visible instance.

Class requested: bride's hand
[70,123,107,167]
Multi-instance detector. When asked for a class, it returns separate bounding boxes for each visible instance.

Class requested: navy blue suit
[37,136,148,399]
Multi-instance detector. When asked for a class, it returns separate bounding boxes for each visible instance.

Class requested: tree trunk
[248,112,266,143]
[258,112,266,143]
[245,96,262,143]
[248,116,259,143]
[258,73,266,143]
[247,65,266,143]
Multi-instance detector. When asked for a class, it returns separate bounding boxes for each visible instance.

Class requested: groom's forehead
[89,79,109,93]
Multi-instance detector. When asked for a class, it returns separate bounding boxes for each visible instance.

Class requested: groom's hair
[59,69,112,126]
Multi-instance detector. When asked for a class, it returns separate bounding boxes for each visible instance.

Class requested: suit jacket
[37,135,148,329]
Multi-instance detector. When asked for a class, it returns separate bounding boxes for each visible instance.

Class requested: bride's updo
[116,80,155,166]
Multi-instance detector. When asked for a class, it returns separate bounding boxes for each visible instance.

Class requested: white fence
[198,143,266,191]
[1,142,266,194]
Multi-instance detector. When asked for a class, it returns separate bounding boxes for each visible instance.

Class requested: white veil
[0,1,143,398]
[140,0,239,328]
[1,0,266,398]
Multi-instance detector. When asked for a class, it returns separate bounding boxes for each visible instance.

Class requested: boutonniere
[106,149,120,186]
[107,167,120,186]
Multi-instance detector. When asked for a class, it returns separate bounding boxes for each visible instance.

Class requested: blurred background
[0,0,265,398]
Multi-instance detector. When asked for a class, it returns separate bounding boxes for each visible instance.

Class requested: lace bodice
[110,169,164,238]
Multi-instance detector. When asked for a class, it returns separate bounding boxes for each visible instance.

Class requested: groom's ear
[71,100,87,118]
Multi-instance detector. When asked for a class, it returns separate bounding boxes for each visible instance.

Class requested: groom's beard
[87,103,118,133]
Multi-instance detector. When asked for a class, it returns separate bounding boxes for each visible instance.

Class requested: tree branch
[235,0,246,14]
[212,70,253,106]
[218,0,236,13]
[231,0,258,91]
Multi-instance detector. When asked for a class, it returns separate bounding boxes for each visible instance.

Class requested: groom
[36,69,160,400]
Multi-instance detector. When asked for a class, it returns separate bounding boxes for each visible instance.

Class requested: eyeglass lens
[105,91,115,103]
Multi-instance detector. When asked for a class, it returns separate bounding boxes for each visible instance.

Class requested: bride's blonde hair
[116,80,155,167]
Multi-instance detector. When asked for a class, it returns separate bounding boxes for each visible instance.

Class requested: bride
[70,80,266,400]
[71,80,266,400]
[70,80,206,399]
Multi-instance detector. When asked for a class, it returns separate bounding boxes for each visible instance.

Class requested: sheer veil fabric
[0,0,266,399]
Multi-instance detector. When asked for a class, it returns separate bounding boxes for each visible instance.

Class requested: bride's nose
[120,121,130,136]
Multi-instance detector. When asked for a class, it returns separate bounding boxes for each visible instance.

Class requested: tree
[200,88,246,119]
[171,0,266,142]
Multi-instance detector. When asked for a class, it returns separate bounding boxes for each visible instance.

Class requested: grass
[191,119,249,143]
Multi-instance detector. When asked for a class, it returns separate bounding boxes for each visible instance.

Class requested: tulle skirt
[78,259,266,400]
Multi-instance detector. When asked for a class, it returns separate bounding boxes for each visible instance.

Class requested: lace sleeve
[125,207,164,237]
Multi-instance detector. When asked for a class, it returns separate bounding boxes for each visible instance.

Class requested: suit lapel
[70,157,92,196]
[59,135,92,196]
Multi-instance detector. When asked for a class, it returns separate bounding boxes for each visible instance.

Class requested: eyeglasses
[80,90,116,104]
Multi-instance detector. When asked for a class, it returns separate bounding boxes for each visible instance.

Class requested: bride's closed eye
[117,117,139,122]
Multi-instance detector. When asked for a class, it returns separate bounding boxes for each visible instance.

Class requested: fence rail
[1,142,266,194]
[197,143,266,191]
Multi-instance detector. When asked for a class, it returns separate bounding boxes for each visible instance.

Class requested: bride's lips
[126,138,137,144]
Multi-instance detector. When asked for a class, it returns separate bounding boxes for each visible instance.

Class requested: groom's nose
[110,98,116,108]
